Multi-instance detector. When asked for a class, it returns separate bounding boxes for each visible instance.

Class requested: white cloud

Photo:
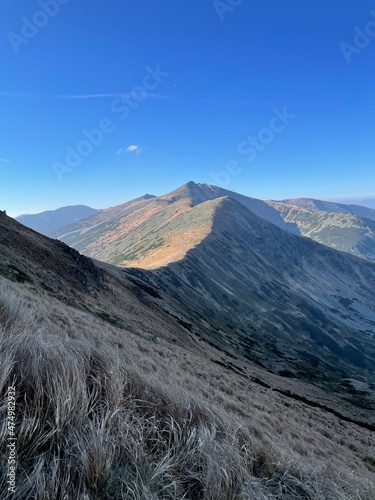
[0,158,12,163]
[117,145,142,155]
[126,145,141,153]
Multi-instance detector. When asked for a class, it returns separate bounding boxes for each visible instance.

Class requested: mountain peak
[162,181,209,206]
[184,180,198,188]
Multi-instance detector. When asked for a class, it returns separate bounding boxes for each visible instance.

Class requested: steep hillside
[131,196,375,412]
[16,205,99,234]
[1,211,375,498]
[0,210,193,351]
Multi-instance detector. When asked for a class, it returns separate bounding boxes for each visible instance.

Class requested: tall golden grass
[0,282,374,499]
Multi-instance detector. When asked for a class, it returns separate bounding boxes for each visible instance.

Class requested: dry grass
[0,281,374,499]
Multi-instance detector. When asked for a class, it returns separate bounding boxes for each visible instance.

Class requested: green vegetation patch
[95,311,132,330]
[0,265,32,284]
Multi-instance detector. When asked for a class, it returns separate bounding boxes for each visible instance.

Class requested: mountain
[334,198,375,211]
[53,182,375,265]
[280,197,375,221]
[50,183,301,265]
[267,201,375,261]
[1,206,375,498]
[0,208,187,347]
[48,183,375,414]
[356,198,375,210]
[16,205,99,235]
[49,194,156,245]
[133,195,375,401]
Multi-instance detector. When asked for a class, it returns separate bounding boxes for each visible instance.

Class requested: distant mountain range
[268,200,375,261]
[44,184,375,263]
[281,197,375,221]
[335,198,375,211]
[16,205,98,234]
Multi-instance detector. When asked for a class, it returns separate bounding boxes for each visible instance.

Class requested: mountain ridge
[2,209,375,498]
[267,200,375,261]
[280,197,375,221]
[88,192,375,416]
[16,205,99,235]
[50,182,375,263]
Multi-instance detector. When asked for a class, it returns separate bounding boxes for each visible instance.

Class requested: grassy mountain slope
[1,210,375,498]
[43,184,375,412]
[132,196,375,409]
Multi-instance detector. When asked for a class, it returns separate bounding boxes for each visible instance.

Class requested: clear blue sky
[1,0,375,216]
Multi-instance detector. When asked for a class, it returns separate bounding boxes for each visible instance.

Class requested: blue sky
[1,0,375,216]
